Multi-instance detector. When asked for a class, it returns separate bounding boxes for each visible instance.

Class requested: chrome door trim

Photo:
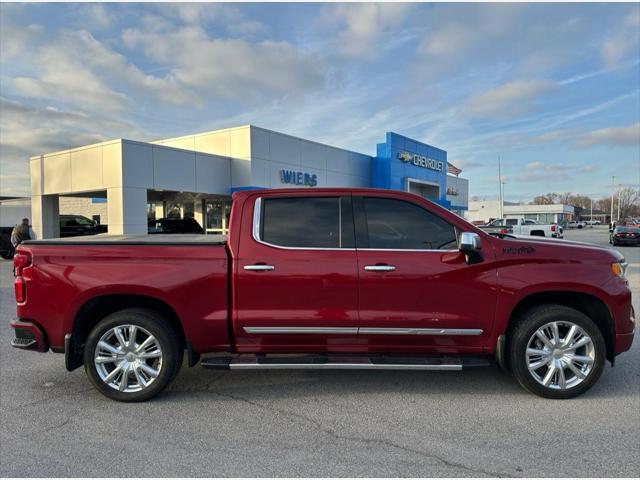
[243,326,359,334]
[359,328,483,336]
[243,326,483,336]
[364,265,397,272]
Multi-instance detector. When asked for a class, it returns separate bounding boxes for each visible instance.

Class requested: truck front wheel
[509,305,606,399]
[83,308,183,402]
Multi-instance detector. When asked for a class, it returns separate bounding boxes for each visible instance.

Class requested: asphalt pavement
[1,226,638,477]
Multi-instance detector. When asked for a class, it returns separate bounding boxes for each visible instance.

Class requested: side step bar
[201,354,491,371]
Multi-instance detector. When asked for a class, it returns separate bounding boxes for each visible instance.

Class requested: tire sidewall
[510,306,606,399]
[83,309,181,402]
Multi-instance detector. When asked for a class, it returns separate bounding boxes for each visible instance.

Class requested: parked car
[610,226,640,246]
[0,227,14,259]
[565,220,586,229]
[148,217,204,234]
[11,188,634,401]
[584,220,601,226]
[60,215,107,238]
[479,217,563,238]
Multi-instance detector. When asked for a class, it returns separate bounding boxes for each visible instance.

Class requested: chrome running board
[201,354,490,371]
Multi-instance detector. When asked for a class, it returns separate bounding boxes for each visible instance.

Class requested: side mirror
[459,232,483,264]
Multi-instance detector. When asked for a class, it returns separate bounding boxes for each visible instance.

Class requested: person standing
[10,218,31,252]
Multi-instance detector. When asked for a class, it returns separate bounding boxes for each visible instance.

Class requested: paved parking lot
[1,226,638,477]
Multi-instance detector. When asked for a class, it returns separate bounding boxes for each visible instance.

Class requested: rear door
[354,195,496,354]
[234,193,360,352]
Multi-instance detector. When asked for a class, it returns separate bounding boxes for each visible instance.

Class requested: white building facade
[466,200,575,224]
[28,125,469,239]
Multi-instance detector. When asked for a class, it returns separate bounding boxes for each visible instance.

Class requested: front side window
[259,196,354,248]
[362,197,457,250]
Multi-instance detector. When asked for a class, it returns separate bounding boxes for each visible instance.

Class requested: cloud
[576,123,640,147]
[602,8,640,66]
[10,29,195,112]
[328,3,414,58]
[0,97,151,195]
[466,80,556,119]
[157,3,268,38]
[122,25,324,101]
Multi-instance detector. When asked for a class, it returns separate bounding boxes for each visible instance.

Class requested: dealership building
[466,200,575,224]
[27,125,468,238]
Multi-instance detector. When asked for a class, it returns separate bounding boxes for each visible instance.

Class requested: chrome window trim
[252,196,356,251]
[357,248,459,253]
[244,326,483,336]
[252,196,459,253]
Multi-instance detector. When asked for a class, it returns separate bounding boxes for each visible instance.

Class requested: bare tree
[617,187,640,219]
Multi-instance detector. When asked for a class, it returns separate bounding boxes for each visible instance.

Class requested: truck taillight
[13,252,31,304]
[15,277,26,303]
[13,252,31,277]
[551,225,556,232]
[500,228,509,234]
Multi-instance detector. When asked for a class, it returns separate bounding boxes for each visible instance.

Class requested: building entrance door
[205,198,231,234]
[407,179,440,201]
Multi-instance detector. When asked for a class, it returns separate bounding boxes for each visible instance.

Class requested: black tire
[509,304,606,399]
[83,308,183,402]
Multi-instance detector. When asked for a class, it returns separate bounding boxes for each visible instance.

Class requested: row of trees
[530,188,640,219]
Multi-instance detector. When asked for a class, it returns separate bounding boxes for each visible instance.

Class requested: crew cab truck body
[481,217,563,238]
[11,188,634,401]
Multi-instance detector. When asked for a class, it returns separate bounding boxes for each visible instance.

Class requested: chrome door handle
[364,265,396,272]
[244,264,275,271]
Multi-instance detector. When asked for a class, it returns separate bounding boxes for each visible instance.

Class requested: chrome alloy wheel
[526,321,595,390]
[94,324,163,393]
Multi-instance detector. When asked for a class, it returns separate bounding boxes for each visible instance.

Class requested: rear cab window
[256,196,355,249]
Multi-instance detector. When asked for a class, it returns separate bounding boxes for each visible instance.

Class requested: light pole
[610,176,615,225]
[590,198,593,227]
[617,187,622,221]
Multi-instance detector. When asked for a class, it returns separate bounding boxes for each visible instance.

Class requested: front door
[235,193,360,353]
[354,195,496,354]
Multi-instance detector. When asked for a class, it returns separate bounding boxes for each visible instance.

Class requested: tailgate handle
[244,264,275,271]
[364,264,396,272]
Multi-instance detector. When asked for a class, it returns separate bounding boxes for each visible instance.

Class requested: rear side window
[259,196,354,248]
[506,219,518,226]
[362,197,457,250]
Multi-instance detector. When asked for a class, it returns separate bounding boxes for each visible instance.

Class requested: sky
[1,2,639,202]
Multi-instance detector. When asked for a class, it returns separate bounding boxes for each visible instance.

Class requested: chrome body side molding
[243,326,359,335]
[243,327,483,336]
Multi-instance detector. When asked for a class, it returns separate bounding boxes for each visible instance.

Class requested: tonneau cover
[23,234,228,246]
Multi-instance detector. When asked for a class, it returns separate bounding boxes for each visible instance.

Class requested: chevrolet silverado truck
[480,218,563,238]
[10,188,634,401]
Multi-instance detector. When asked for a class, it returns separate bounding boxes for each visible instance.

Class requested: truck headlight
[611,261,628,279]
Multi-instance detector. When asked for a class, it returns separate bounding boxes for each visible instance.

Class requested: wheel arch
[502,290,616,368]
[66,294,186,371]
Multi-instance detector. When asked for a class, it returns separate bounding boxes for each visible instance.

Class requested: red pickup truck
[11,188,634,401]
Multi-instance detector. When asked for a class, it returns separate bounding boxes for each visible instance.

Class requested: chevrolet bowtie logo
[398,151,413,163]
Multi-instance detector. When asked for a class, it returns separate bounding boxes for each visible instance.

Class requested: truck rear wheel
[83,308,183,402]
[509,305,606,399]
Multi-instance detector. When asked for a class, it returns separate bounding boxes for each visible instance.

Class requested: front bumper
[615,307,636,354]
[10,319,48,353]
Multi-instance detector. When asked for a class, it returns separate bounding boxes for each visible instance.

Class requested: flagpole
[498,156,504,218]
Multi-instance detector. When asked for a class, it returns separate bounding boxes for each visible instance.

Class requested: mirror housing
[459,232,483,264]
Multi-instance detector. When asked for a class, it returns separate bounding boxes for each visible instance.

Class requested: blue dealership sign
[280,169,318,187]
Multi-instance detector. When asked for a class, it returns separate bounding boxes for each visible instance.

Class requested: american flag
[447,162,462,176]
